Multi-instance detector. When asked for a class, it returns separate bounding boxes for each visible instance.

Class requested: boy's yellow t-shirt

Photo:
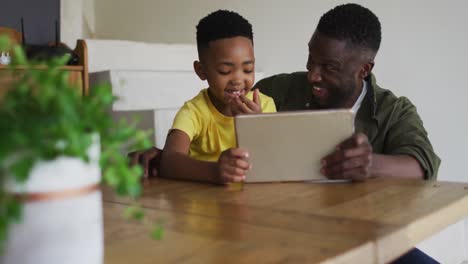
[171,88,276,162]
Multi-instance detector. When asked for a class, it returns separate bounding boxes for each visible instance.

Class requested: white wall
[60,0,96,47]
[82,0,96,38]
[94,0,468,179]
[92,0,468,263]
[60,0,83,48]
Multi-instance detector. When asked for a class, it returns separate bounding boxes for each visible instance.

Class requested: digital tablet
[235,110,354,182]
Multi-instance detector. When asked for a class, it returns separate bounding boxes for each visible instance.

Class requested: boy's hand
[231,89,262,115]
[217,148,251,184]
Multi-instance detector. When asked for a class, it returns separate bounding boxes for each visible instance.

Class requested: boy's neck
[207,88,234,117]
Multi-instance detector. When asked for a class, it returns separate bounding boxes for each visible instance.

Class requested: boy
[159,10,276,184]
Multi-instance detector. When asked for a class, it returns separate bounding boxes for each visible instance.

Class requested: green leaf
[103,167,119,186]
[123,206,145,221]
[0,35,11,50]
[0,218,7,244]
[131,165,144,178]
[49,54,71,68]
[6,200,22,222]
[127,183,142,198]
[10,156,35,182]
[12,45,27,65]
[151,224,164,240]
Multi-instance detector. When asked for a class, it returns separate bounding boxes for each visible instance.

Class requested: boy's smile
[224,88,246,99]
[194,36,255,116]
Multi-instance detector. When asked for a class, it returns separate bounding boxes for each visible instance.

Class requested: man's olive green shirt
[255,72,440,180]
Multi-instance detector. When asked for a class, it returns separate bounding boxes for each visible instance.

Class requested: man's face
[306,31,366,109]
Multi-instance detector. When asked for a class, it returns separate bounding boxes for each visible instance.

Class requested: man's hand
[321,133,373,182]
[128,147,162,178]
[231,89,262,116]
[217,148,251,184]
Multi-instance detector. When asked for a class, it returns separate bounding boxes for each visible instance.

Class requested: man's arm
[380,96,441,179]
[128,147,162,178]
[322,96,440,181]
[321,133,425,181]
[371,154,424,179]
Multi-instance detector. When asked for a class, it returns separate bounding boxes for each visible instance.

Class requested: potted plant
[0,36,154,264]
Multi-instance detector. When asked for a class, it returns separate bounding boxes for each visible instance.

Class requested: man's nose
[307,65,322,83]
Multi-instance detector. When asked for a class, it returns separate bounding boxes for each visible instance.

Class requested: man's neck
[343,79,364,109]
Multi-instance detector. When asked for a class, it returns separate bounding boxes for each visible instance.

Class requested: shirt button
[305,103,310,108]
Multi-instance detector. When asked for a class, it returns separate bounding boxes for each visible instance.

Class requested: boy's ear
[193,61,207,81]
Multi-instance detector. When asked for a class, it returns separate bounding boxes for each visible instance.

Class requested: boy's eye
[218,70,230,75]
[244,66,254,74]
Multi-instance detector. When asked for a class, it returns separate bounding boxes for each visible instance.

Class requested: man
[255,4,440,263]
[254,3,440,182]
[130,4,440,263]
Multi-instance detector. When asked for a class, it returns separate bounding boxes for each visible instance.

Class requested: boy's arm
[160,129,250,184]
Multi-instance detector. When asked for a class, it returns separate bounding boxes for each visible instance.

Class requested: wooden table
[103,178,468,264]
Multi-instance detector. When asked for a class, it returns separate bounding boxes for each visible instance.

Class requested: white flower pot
[1,140,103,264]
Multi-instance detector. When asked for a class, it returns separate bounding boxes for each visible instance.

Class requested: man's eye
[244,70,254,74]
[324,64,339,72]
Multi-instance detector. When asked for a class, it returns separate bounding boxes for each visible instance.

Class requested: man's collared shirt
[351,80,367,113]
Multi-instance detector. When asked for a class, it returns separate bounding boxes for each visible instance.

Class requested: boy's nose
[230,79,243,87]
[230,72,244,85]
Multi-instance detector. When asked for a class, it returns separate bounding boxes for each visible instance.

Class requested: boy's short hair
[317,3,381,53]
[196,10,253,58]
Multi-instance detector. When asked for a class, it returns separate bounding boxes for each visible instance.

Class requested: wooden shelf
[0,39,88,96]
[0,65,84,71]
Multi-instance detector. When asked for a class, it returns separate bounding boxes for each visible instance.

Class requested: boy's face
[195,36,255,112]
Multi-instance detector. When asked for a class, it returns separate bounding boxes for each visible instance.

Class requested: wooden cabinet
[0,40,88,97]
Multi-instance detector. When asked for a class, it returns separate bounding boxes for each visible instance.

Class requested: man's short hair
[317,3,381,52]
[196,10,253,57]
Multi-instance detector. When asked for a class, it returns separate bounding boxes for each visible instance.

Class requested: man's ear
[360,62,374,79]
[193,61,207,81]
